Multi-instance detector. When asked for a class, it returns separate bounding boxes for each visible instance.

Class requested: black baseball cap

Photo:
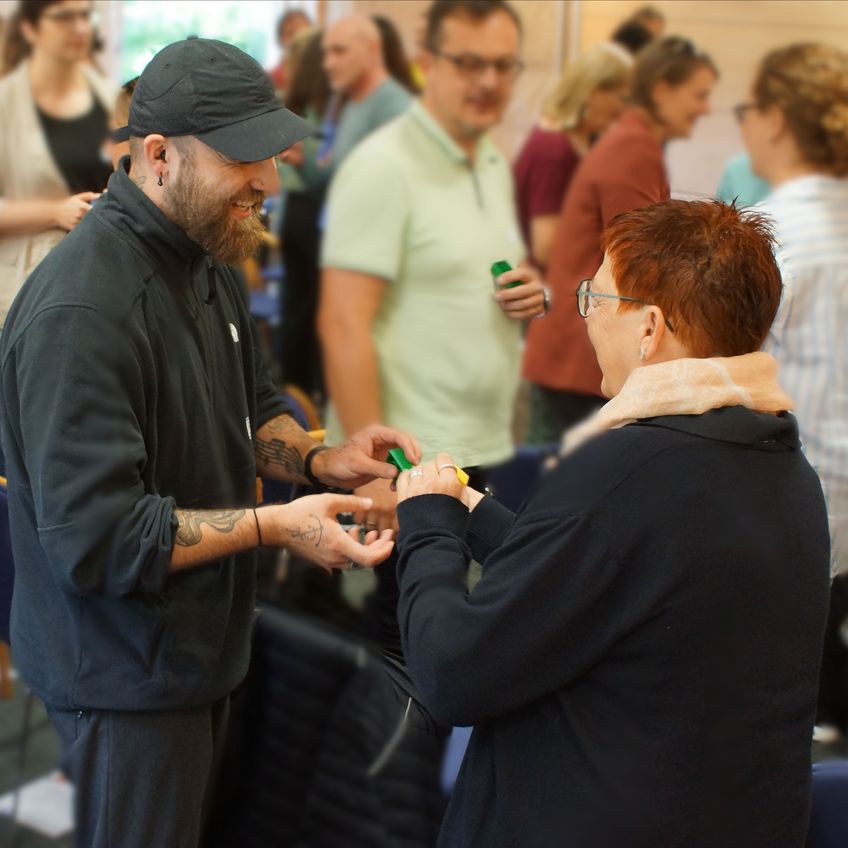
[112,37,314,162]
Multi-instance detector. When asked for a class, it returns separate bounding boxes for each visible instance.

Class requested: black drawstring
[204,258,217,304]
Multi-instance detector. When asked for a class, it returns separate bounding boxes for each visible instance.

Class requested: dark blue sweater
[0,163,288,711]
[397,407,830,848]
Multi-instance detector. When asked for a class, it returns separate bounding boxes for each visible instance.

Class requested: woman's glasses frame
[576,278,675,332]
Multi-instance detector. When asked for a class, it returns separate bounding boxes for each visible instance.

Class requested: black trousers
[47,696,229,848]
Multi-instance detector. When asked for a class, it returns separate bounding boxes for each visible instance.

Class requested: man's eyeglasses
[733,102,757,124]
[432,51,525,81]
[43,8,99,27]
[576,278,675,332]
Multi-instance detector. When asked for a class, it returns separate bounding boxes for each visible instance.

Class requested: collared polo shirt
[321,99,524,467]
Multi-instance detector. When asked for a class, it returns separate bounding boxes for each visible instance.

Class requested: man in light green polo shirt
[319,0,546,535]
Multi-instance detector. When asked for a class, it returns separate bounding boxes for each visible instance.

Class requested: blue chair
[808,759,848,847]
[483,444,558,513]
[440,725,473,795]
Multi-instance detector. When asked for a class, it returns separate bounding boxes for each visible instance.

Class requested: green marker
[386,448,470,486]
[387,447,414,474]
[491,259,522,290]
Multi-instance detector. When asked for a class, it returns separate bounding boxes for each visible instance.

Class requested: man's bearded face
[163,148,265,265]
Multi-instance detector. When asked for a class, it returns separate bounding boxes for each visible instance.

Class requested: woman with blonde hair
[513,43,632,270]
[739,42,848,745]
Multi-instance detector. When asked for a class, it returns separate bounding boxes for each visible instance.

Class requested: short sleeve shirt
[321,100,524,466]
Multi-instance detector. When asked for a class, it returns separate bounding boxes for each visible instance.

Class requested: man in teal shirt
[323,14,412,171]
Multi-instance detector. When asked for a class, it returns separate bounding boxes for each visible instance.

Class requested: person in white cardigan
[0,0,115,326]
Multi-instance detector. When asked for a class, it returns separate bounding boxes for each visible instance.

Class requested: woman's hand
[257,494,395,571]
[53,192,100,231]
[396,453,466,505]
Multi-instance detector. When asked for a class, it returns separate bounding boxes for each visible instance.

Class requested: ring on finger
[437,463,456,475]
[409,468,425,479]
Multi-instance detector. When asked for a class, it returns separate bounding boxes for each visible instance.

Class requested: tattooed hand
[257,494,396,571]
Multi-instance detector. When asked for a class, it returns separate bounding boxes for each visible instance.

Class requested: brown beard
[163,157,265,265]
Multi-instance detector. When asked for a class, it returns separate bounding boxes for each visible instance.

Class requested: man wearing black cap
[0,38,418,847]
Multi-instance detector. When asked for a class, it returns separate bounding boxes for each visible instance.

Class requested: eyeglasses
[43,8,99,27]
[733,102,757,123]
[432,50,525,81]
[576,278,675,332]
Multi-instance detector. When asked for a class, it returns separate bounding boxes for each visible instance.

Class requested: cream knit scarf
[561,352,794,456]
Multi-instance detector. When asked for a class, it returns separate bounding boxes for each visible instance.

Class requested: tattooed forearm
[287,514,324,548]
[255,414,314,481]
[255,438,305,476]
[175,509,247,547]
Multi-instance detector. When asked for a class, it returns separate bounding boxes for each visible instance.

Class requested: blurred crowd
[2,0,848,774]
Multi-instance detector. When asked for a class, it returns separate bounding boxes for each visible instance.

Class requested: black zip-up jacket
[0,162,288,711]
[397,407,831,848]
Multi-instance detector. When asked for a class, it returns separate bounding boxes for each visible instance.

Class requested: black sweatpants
[47,697,229,848]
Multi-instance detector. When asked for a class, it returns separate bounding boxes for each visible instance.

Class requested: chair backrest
[203,607,367,848]
[483,444,559,513]
[807,759,848,848]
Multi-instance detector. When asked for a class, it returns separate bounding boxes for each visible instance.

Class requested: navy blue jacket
[0,163,287,711]
[397,407,830,848]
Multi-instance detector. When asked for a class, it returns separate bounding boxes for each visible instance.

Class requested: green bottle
[491,259,522,290]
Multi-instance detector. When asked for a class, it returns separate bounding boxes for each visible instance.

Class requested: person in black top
[0,37,418,848]
[394,200,831,847]
[36,91,111,193]
[0,0,116,321]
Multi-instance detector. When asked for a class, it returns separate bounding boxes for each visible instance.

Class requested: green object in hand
[387,448,414,473]
[491,259,521,289]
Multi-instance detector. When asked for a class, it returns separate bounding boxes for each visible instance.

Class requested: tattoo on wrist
[287,514,324,547]
[175,509,246,547]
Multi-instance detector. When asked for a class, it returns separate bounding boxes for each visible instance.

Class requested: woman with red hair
[393,200,830,848]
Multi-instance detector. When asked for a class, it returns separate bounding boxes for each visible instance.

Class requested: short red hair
[600,200,782,357]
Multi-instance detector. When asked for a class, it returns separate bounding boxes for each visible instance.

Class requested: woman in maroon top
[514,43,633,272]
[523,37,717,442]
